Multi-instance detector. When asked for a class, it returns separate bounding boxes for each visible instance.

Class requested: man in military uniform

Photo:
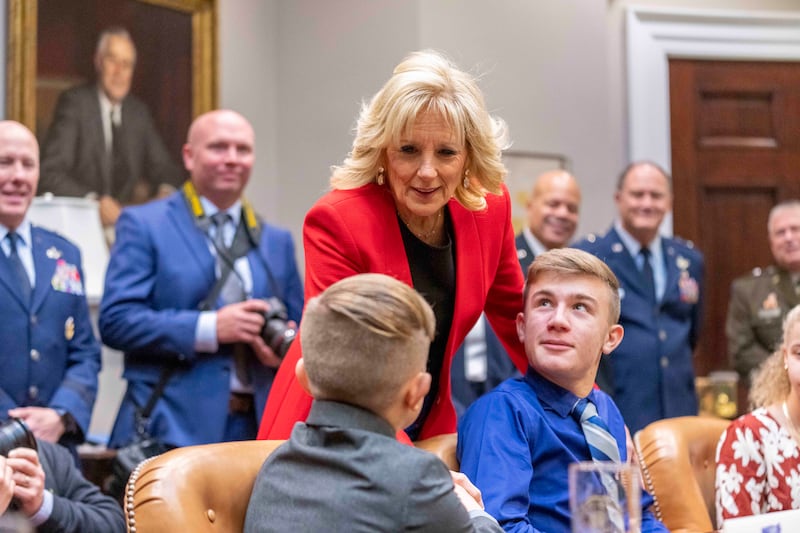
[726,200,800,382]
[575,161,704,433]
[451,170,581,414]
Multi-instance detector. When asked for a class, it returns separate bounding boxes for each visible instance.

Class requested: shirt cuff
[29,490,53,526]
[194,311,219,353]
[469,508,499,525]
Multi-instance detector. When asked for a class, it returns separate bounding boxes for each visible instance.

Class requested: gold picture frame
[502,150,569,234]
[5,0,218,132]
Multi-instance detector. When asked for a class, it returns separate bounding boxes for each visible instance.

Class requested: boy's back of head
[299,273,435,414]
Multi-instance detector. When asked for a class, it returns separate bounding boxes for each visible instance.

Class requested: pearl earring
[463,169,470,189]
[376,167,385,186]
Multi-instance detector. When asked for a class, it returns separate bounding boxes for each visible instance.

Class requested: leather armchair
[634,416,730,533]
[124,433,458,532]
[125,440,284,532]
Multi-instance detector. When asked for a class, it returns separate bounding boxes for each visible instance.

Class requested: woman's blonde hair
[748,304,800,409]
[330,50,510,211]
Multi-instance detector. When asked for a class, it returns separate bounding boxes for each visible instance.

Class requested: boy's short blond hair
[300,273,435,412]
[524,248,621,323]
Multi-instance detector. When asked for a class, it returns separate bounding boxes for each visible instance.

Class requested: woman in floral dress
[715,304,800,526]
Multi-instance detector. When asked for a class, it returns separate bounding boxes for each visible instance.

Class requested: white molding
[626,5,800,170]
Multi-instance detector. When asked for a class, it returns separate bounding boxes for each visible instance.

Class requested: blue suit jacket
[575,228,704,432]
[99,192,303,448]
[0,226,100,438]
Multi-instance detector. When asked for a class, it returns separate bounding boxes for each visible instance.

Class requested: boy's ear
[295,358,312,395]
[602,324,624,355]
[516,311,526,343]
[404,372,432,412]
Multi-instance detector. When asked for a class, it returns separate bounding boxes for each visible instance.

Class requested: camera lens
[0,419,37,457]
[260,297,296,358]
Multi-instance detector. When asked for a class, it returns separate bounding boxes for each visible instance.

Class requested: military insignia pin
[678,271,699,303]
[51,259,84,295]
[611,243,623,253]
[758,292,782,320]
[46,246,62,259]
[517,248,528,260]
[65,316,74,340]
[676,255,690,271]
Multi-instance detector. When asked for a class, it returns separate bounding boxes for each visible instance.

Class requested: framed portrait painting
[6,0,217,160]
[502,150,570,233]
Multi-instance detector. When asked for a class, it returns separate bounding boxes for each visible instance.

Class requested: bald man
[99,110,303,448]
[0,121,100,453]
[452,170,581,413]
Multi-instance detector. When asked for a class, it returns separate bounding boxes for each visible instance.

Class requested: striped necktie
[572,397,621,463]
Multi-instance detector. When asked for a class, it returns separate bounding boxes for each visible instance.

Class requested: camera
[0,418,37,457]
[261,297,296,358]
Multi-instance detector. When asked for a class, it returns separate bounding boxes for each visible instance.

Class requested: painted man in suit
[727,200,800,383]
[0,121,101,449]
[575,161,704,432]
[99,110,303,448]
[39,27,181,229]
[451,170,581,414]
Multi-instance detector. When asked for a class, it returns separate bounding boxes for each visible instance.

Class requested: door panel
[670,59,800,379]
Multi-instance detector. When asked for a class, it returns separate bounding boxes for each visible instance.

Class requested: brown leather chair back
[634,416,730,533]
[125,434,459,532]
[125,440,284,533]
[415,432,459,470]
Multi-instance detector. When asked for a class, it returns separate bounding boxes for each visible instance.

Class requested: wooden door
[669,59,800,378]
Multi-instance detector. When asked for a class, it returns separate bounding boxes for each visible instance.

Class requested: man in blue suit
[100,110,303,448]
[451,170,581,415]
[0,121,100,449]
[575,161,704,432]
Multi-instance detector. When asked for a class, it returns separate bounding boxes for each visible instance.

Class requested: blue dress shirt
[457,368,667,532]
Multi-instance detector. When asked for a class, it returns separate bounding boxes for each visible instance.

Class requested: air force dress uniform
[726,266,799,381]
[575,226,704,433]
[0,222,101,442]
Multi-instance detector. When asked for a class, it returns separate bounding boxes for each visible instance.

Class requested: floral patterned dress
[715,407,800,527]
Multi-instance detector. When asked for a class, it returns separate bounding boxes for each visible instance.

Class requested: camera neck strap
[181,181,262,311]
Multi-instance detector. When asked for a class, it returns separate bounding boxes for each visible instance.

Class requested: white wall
[219,0,800,250]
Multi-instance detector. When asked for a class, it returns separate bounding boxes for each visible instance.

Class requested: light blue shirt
[614,220,666,301]
[193,197,254,353]
[1,220,35,288]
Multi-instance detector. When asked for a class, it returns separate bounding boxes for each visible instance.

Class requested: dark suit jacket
[726,265,798,381]
[39,84,182,202]
[575,228,704,432]
[258,184,527,441]
[0,226,100,440]
[450,232,532,416]
[36,440,125,533]
[99,192,303,448]
[244,400,502,533]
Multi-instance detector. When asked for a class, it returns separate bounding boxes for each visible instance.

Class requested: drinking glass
[569,461,641,533]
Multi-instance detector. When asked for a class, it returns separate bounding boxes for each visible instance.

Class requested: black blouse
[397,209,456,440]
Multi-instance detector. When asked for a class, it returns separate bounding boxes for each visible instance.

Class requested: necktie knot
[7,232,20,251]
[572,397,591,423]
[210,212,230,228]
[573,397,621,463]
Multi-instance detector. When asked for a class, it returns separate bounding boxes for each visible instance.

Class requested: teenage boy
[457,248,667,532]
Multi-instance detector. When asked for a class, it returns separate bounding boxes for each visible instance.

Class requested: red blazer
[257,183,527,440]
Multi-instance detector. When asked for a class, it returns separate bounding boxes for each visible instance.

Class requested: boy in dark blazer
[244,274,501,533]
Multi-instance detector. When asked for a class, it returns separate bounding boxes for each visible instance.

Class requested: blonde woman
[715,304,800,525]
[258,50,527,442]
